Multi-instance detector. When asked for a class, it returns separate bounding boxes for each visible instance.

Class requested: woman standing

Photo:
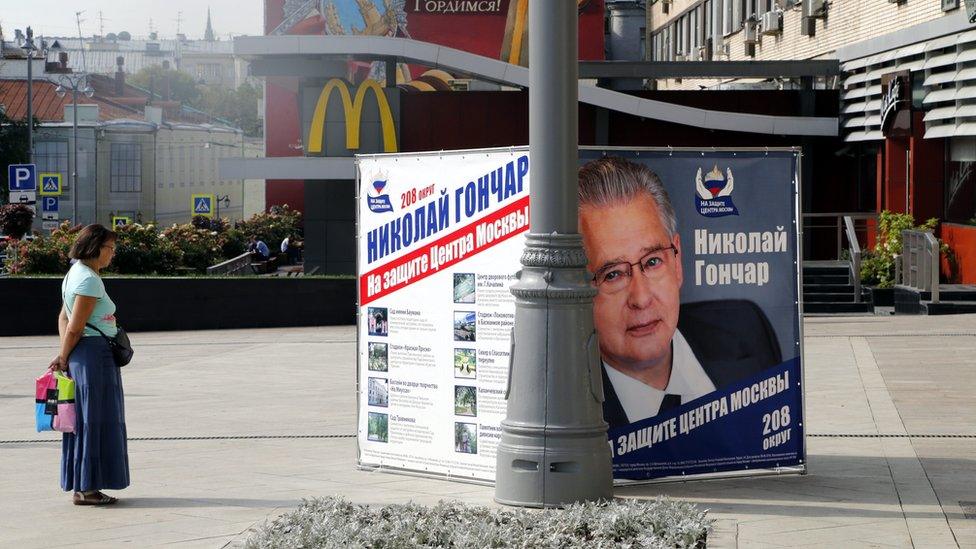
[50,224,129,505]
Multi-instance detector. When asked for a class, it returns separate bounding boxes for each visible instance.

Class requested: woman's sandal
[73,491,118,506]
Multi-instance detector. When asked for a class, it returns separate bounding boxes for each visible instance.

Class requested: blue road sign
[191,194,214,218]
[8,164,37,191]
[39,173,62,196]
[42,196,59,213]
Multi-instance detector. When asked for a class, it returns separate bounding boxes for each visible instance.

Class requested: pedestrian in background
[248,235,270,261]
[51,224,129,505]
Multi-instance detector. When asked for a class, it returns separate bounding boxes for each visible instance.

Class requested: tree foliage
[195,81,263,137]
[0,204,36,239]
[0,110,36,207]
[234,205,302,249]
[129,65,202,105]
[5,208,302,275]
[859,211,954,287]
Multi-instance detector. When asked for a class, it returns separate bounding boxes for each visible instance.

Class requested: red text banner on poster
[360,196,530,305]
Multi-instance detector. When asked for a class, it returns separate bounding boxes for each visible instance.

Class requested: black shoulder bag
[86,323,134,367]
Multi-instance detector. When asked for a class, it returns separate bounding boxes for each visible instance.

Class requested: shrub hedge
[4,207,302,275]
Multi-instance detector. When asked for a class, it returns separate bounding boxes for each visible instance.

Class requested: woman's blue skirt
[61,336,130,492]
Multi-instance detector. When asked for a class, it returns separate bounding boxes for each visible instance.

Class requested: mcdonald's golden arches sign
[304,78,399,156]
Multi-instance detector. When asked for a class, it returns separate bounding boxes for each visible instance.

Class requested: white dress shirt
[603,329,716,423]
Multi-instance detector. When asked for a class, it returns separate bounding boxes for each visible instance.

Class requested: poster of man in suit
[578,150,804,480]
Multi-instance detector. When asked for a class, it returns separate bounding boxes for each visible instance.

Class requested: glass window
[723,0,733,35]
[705,0,713,38]
[34,141,69,189]
[110,142,141,193]
[675,20,682,57]
[946,161,976,224]
[640,27,646,60]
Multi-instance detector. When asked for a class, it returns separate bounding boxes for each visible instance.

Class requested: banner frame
[352,145,808,484]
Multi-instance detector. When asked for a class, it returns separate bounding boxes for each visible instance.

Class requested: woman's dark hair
[69,224,118,260]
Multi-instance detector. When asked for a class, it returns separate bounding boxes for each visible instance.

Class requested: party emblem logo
[368,173,394,213]
[695,165,739,218]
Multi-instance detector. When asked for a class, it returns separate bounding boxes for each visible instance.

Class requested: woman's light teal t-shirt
[62,261,118,337]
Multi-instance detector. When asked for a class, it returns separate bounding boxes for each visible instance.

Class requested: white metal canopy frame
[233,34,838,137]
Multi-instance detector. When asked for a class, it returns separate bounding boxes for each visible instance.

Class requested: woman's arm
[57,305,68,339]
[52,296,96,371]
[50,306,70,370]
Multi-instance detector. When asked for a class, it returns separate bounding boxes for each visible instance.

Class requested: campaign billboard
[356,147,804,482]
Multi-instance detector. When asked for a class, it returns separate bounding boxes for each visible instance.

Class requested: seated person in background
[281,234,302,265]
[248,235,270,261]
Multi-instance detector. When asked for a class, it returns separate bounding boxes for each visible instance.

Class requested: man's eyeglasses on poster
[591,244,679,293]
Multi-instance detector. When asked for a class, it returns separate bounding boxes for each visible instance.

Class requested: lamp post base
[494,233,613,507]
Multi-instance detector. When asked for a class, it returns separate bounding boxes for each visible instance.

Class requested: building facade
[0,47,255,230]
[646,1,976,282]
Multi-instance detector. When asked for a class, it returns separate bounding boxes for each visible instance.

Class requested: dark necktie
[659,394,682,415]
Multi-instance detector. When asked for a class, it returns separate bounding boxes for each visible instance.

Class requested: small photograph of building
[368,377,389,408]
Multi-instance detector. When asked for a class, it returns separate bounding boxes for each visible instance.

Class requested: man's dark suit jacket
[601,299,783,430]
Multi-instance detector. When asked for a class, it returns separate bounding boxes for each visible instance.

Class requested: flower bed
[245,497,710,549]
[4,206,301,275]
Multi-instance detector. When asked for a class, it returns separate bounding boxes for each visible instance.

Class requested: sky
[1,0,265,41]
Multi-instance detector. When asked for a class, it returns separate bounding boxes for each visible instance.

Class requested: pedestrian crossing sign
[112,216,131,227]
[191,194,214,218]
[38,173,62,196]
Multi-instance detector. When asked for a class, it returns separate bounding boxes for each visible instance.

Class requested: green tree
[129,65,202,105]
[0,110,36,206]
[860,211,946,288]
[196,81,263,136]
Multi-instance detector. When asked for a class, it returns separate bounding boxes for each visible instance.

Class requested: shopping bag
[34,370,76,433]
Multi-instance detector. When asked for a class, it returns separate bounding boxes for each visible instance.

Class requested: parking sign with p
[8,164,37,191]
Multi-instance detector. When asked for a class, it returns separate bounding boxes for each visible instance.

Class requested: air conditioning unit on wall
[761,11,783,35]
[804,0,828,18]
[744,17,759,44]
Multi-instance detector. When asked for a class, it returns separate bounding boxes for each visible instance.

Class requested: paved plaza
[1,315,974,548]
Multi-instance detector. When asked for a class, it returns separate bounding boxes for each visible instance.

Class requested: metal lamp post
[494,1,613,507]
[55,74,93,226]
[21,27,37,163]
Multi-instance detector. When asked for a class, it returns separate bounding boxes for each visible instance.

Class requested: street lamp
[54,73,94,226]
[215,194,230,220]
[21,27,37,163]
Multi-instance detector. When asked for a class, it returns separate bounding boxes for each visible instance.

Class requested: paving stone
[1,317,974,548]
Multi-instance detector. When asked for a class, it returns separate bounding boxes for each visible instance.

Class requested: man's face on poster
[580,192,683,372]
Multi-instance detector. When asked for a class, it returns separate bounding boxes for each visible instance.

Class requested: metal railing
[843,216,861,303]
[207,252,254,276]
[898,230,940,304]
[801,212,876,259]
